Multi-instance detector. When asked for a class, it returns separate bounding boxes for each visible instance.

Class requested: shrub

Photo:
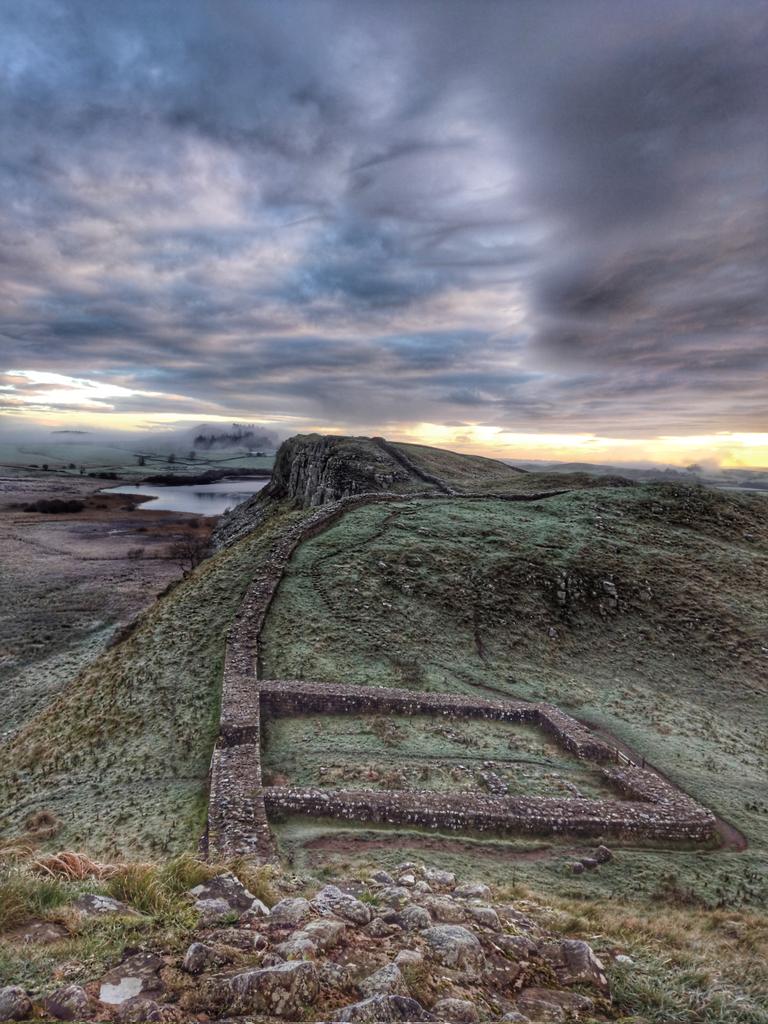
[106,854,213,922]
[23,499,84,514]
[228,860,279,907]
[23,809,61,840]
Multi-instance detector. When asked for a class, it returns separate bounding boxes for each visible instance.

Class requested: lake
[105,478,269,515]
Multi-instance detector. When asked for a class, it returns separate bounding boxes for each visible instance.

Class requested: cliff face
[267,434,412,506]
[212,435,422,549]
[211,432,536,550]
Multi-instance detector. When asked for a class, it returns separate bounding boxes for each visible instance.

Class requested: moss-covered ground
[261,485,768,908]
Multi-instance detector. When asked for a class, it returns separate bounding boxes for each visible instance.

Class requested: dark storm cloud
[0,0,766,438]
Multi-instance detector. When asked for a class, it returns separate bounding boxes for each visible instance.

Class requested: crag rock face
[267,434,411,507]
[213,434,429,549]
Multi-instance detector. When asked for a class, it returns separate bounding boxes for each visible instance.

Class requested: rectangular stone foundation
[258,679,614,762]
[205,490,719,861]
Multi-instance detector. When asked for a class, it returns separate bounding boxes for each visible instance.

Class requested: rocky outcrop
[8,859,638,1022]
[212,433,448,547]
[267,434,415,506]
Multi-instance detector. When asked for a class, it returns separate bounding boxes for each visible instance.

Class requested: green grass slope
[0,503,309,858]
[260,485,768,907]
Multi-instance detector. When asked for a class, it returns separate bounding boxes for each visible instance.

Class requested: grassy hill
[1,436,767,1022]
[0,503,311,858]
[260,485,768,908]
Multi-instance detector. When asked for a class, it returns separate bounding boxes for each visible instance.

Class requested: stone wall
[263,780,715,843]
[204,744,275,860]
[208,492,421,859]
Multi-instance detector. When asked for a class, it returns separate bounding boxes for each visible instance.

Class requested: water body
[105,478,269,515]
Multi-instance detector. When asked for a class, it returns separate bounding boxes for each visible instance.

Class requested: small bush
[23,499,84,514]
[106,855,213,922]
[158,853,215,895]
[23,809,61,840]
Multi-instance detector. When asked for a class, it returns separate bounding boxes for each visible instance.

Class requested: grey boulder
[453,883,491,900]
[182,941,233,974]
[42,984,90,1021]
[0,987,32,1021]
[304,916,347,950]
[423,896,465,924]
[422,924,484,970]
[269,896,312,927]
[228,960,319,1018]
[400,904,432,931]
[312,885,372,925]
[515,987,594,1022]
[188,871,270,918]
[115,998,164,1023]
[98,952,164,1006]
[358,963,409,998]
[274,932,318,960]
[370,869,396,886]
[423,868,456,888]
[431,997,479,1022]
[467,904,501,930]
[336,994,436,1022]
[545,939,609,992]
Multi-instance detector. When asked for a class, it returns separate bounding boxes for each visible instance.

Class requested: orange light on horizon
[2,400,767,470]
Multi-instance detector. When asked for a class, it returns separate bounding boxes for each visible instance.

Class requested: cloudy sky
[1,0,767,465]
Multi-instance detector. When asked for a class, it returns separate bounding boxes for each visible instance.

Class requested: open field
[0,440,274,479]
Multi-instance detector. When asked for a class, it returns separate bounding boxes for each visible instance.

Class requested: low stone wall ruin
[258,679,614,762]
[263,779,715,843]
[204,488,717,861]
[204,743,275,860]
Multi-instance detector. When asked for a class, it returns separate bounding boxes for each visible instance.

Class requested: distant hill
[1,432,766,1024]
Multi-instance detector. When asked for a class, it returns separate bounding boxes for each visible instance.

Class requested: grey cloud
[0,0,766,439]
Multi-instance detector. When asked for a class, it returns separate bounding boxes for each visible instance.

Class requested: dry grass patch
[535,894,768,1024]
